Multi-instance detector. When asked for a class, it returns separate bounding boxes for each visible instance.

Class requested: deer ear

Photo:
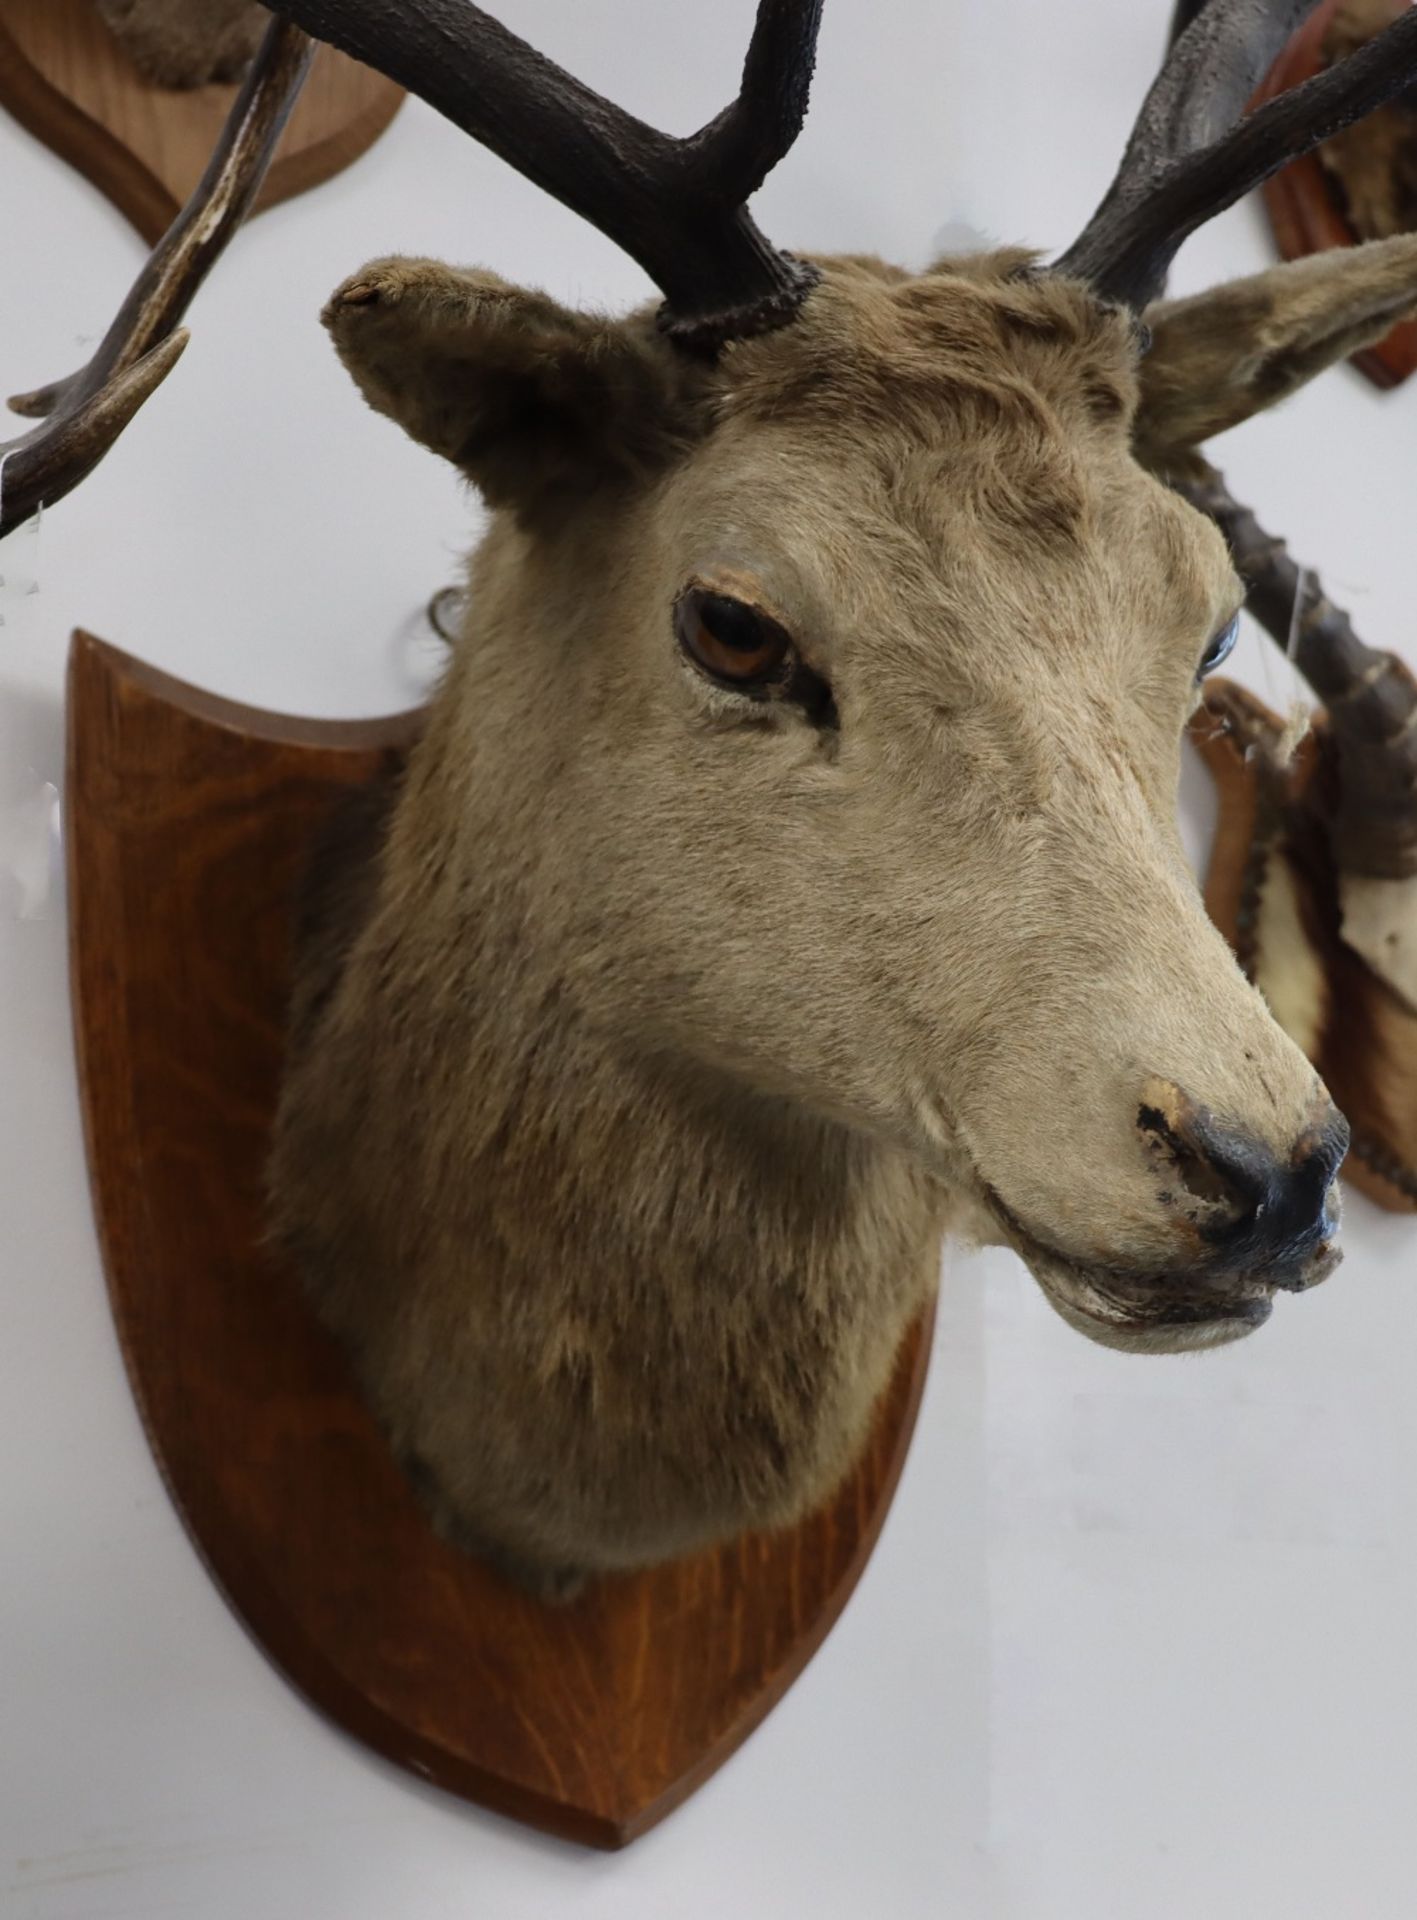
[322,259,689,514]
[1134,232,1417,468]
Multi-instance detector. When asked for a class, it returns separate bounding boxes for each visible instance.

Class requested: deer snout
[1138,1079,1348,1285]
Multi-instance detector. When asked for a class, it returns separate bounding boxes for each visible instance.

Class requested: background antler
[262,0,823,347]
[1177,461,1417,879]
[0,17,313,542]
[1057,0,1417,307]
[1168,0,1218,40]
[1130,3,1417,882]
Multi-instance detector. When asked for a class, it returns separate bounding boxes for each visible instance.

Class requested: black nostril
[1138,1091,1349,1273]
[1201,1132,1341,1266]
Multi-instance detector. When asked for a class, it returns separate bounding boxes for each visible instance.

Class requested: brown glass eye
[675,588,791,689]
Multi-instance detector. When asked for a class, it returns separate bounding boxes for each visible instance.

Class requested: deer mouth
[982,1191,1342,1355]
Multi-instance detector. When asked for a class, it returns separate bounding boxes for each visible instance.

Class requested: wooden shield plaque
[0,0,403,243]
[65,630,935,1848]
[1255,0,1417,391]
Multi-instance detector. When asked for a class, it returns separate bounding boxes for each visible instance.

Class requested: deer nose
[1138,1083,1348,1283]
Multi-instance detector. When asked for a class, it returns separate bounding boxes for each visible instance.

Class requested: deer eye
[1199,613,1240,679]
[676,588,791,690]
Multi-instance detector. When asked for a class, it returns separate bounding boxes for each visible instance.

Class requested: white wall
[2,4,1415,1916]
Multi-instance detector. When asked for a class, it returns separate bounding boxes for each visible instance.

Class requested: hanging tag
[0,479,62,921]
[0,474,43,642]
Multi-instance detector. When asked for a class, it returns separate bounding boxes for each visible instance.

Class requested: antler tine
[686,0,824,200]
[1058,0,1314,307]
[1,18,313,541]
[264,0,823,348]
[1127,6,1417,881]
[1167,0,1216,44]
[1057,0,1417,309]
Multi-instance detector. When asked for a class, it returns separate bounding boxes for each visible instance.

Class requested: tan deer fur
[1319,0,1417,242]
[269,238,1417,1596]
[96,0,268,87]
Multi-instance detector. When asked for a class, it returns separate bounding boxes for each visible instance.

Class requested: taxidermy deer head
[12,1,1417,1596]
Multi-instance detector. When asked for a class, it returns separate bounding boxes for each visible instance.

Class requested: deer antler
[1176,459,1417,880]
[1116,4,1417,883]
[1057,0,1417,308]
[1167,0,1217,40]
[0,18,313,542]
[262,0,823,349]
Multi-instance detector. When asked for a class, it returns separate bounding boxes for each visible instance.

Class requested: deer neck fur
[269,627,949,1589]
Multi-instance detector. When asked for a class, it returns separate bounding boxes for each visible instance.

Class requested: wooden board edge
[64,629,622,1848]
[62,629,935,1848]
[0,12,173,241]
[256,70,404,223]
[0,19,405,244]
[68,630,424,752]
[616,1298,937,1845]
[1188,682,1267,955]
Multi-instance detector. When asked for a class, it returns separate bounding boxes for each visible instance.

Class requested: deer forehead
[643,269,1232,670]
[710,256,1143,441]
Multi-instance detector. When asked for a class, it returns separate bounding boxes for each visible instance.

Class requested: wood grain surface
[65,630,936,1849]
[1254,0,1417,391]
[0,0,402,242]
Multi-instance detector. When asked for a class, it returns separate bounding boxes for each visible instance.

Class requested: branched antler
[263,0,823,347]
[1057,0,1417,307]
[1122,5,1417,881]
[1176,459,1417,879]
[0,18,313,541]
[1167,0,1218,43]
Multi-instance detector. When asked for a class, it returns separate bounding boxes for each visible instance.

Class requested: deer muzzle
[981,1080,1349,1354]
[1136,1078,1348,1284]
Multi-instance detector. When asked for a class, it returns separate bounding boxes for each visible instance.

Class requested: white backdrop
[2,4,1416,1916]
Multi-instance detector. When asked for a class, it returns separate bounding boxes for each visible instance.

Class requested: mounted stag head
[16,1,1417,1597]
[255,0,1417,1595]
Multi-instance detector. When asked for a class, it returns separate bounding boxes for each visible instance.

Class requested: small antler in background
[261,0,824,348]
[1176,460,1417,881]
[1057,0,1417,308]
[1121,1,1417,885]
[0,17,313,542]
[1148,7,1417,1199]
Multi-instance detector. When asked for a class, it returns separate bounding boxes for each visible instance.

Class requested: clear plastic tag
[0,474,62,922]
